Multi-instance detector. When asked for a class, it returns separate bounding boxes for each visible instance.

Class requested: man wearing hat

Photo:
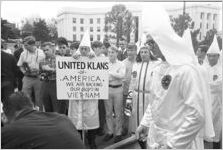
[135,4,214,149]
[17,36,45,110]
[204,35,222,149]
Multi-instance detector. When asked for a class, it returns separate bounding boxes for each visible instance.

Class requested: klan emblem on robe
[161,74,172,90]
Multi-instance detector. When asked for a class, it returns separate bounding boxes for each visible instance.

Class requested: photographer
[17,36,45,111]
[39,42,67,114]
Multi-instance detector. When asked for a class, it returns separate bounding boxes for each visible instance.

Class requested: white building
[57,6,142,42]
[167,4,221,41]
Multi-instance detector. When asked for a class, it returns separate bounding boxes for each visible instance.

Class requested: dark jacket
[1,51,18,87]
[1,109,85,149]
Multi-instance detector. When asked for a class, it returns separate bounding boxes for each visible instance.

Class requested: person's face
[207,53,219,66]
[108,48,118,61]
[58,44,68,56]
[24,43,36,53]
[196,48,206,61]
[127,47,137,58]
[140,47,150,62]
[42,45,53,57]
[79,46,90,56]
[93,47,102,56]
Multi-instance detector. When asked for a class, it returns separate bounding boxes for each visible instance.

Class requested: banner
[56,56,109,100]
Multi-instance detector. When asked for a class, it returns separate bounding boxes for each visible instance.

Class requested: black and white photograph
[1,0,222,149]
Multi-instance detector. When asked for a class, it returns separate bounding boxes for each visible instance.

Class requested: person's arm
[109,62,126,79]
[166,67,204,149]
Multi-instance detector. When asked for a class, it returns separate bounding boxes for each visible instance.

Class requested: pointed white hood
[207,35,221,54]
[141,4,197,66]
[77,30,94,53]
[182,28,195,55]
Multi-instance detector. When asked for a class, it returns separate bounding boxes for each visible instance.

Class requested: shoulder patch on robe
[213,75,218,81]
[161,74,172,90]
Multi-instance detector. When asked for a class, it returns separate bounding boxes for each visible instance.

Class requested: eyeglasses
[59,46,66,49]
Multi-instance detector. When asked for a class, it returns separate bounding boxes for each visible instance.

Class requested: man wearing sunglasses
[17,36,45,111]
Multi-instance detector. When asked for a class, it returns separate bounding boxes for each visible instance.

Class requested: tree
[105,4,135,46]
[21,21,33,38]
[199,28,217,48]
[47,18,58,42]
[32,19,50,42]
[217,36,222,50]
[170,13,192,37]
[1,18,20,40]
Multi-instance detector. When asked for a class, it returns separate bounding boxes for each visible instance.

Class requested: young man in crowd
[92,40,106,136]
[13,42,24,91]
[70,41,80,55]
[122,43,137,136]
[196,45,209,65]
[1,91,85,149]
[39,42,67,114]
[17,36,45,111]
[104,46,126,143]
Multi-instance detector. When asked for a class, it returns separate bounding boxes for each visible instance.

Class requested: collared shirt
[17,49,45,71]
[39,56,56,81]
[122,57,136,95]
[109,59,126,86]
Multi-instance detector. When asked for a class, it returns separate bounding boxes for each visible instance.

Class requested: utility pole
[182,1,186,36]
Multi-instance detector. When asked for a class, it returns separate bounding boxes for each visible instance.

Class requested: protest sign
[56,56,109,100]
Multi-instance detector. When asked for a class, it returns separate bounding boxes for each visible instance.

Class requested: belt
[25,75,38,78]
[134,89,150,93]
[109,84,122,88]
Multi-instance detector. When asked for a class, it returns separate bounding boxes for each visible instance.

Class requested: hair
[136,46,158,62]
[70,41,80,50]
[23,36,36,45]
[127,43,137,50]
[92,41,103,49]
[57,37,68,46]
[108,46,119,53]
[42,42,52,48]
[198,45,209,53]
[103,41,111,49]
[3,92,34,117]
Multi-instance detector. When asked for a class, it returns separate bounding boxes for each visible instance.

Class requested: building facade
[57,7,142,43]
[167,4,221,41]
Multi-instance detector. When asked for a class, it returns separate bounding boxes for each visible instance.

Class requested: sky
[1,1,222,30]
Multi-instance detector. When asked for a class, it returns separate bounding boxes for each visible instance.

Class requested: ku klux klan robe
[139,4,214,149]
[127,60,161,133]
[204,36,222,142]
[68,30,99,130]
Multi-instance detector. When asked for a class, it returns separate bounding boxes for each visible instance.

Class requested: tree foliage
[191,29,200,53]
[105,4,135,46]
[32,19,50,42]
[1,18,20,40]
[21,21,33,38]
[170,13,192,37]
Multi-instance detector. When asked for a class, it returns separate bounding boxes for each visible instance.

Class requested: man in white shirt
[17,36,45,110]
[103,46,126,143]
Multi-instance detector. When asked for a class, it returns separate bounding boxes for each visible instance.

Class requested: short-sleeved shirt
[17,49,45,71]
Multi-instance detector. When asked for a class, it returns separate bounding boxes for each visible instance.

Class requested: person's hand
[42,65,55,71]
[135,124,149,142]
[87,51,96,59]
[72,51,81,59]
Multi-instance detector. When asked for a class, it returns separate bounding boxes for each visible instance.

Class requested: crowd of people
[1,7,222,150]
